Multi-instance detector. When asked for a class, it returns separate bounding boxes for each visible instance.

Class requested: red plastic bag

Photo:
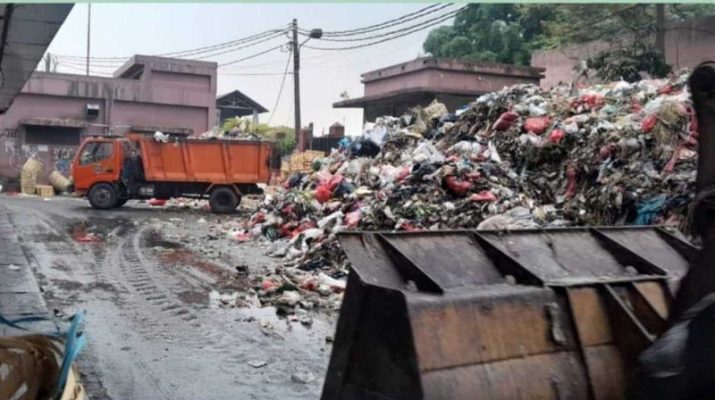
[599,144,616,160]
[524,117,551,135]
[290,220,318,238]
[251,211,266,225]
[469,191,497,202]
[642,115,657,133]
[444,176,473,196]
[149,198,166,206]
[663,145,683,174]
[580,93,605,109]
[564,164,577,199]
[396,166,411,182]
[493,111,518,131]
[261,278,280,292]
[548,129,565,144]
[397,221,420,232]
[327,174,344,191]
[279,222,298,238]
[315,184,332,203]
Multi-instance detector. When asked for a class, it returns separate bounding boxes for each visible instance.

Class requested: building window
[24,125,81,146]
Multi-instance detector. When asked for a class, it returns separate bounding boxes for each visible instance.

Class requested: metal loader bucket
[321,227,693,400]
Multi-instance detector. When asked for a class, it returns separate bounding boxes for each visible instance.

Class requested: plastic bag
[412,141,445,164]
[493,111,518,131]
[524,116,551,135]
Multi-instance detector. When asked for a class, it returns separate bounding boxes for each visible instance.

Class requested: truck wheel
[88,183,117,209]
[209,187,239,214]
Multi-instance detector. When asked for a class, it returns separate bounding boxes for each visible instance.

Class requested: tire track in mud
[8,204,184,399]
[3,198,330,399]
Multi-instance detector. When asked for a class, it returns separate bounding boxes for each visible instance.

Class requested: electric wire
[305,5,459,42]
[300,3,444,37]
[267,48,292,124]
[303,8,463,51]
[219,45,285,67]
[54,27,287,62]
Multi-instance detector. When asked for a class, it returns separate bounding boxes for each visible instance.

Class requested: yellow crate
[36,184,54,197]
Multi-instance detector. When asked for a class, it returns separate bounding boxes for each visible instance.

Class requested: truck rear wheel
[209,187,240,214]
[88,183,117,209]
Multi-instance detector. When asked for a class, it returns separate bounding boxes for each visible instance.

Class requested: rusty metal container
[322,227,693,400]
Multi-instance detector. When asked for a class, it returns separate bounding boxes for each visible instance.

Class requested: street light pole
[291,20,322,148]
[292,19,300,144]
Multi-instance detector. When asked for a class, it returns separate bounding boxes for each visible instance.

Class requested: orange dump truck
[71,134,274,213]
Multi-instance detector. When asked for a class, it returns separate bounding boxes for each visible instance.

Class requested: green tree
[423,4,536,65]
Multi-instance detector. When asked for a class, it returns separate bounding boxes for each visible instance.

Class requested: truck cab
[72,137,127,206]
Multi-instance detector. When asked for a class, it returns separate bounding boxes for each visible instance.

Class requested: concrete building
[532,15,715,88]
[0,55,266,184]
[217,90,267,126]
[333,57,545,121]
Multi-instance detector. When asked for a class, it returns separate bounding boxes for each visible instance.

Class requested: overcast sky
[43,3,456,136]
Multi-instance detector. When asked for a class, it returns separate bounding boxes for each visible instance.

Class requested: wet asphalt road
[0,194,335,400]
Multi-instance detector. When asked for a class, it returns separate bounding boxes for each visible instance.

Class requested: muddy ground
[1,194,336,400]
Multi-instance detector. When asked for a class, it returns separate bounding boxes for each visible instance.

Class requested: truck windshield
[80,142,114,165]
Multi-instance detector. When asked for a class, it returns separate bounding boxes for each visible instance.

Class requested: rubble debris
[247,360,268,369]
[291,369,317,384]
[222,70,697,312]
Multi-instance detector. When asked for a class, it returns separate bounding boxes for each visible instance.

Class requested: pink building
[532,15,715,88]
[334,57,544,122]
[0,55,264,185]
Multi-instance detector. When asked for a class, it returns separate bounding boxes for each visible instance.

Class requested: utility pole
[292,18,301,144]
[86,3,91,75]
[655,4,666,56]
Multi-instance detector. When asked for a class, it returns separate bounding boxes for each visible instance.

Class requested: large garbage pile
[235,72,697,310]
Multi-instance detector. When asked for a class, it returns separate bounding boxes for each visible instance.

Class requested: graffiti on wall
[0,128,20,139]
[53,147,75,175]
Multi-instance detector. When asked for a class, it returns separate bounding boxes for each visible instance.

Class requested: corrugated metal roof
[0,4,73,114]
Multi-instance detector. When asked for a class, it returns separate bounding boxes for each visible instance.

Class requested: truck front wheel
[209,187,240,214]
[88,183,117,209]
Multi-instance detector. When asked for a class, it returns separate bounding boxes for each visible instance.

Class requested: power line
[267,48,293,125]
[304,3,443,37]
[190,31,287,61]
[219,45,286,67]
[54,61,113,76]
[308,5,458,42]
[54,30,287,70]
[218,71,294,76]
[54,27,287,62]
[304,8,463,51]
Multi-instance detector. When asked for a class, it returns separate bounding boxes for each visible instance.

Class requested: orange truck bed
[138,137,273,184]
